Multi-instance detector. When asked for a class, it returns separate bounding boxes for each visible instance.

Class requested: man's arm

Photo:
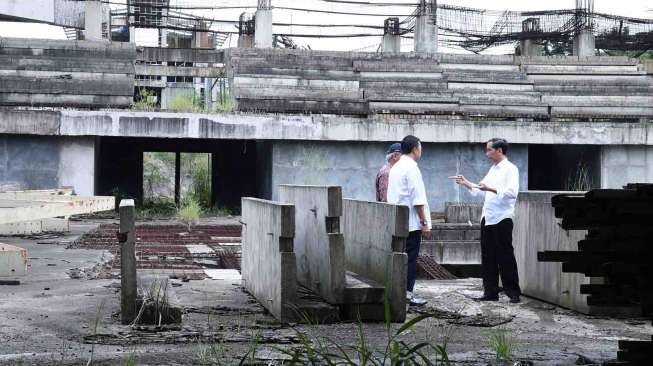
[451,175,484,197]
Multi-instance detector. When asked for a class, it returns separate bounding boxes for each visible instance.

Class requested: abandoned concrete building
[1,0,653,365]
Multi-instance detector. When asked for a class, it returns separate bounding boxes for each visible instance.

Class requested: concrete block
[0,218,69,235]
[278,185,345,304]
[343,271,384,304]
[444,202,482,224]
[420,240,481,265]
[0,244,28,277]
[342,199,408,322]
[241,197,297,322]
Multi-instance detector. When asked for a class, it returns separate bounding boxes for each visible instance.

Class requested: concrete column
[520,39,544,56]
[84,0,103,41]
[382,17,401,54]
[573,29,596,57]
[254,9,273,48]
[129,26,136,43]
[174,152,181,206]
[414,13,437,55]
[238,13,255,48]
[382,34,401,54]
[119,199,137,325]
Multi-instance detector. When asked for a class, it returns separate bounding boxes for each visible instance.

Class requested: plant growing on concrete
[169,92,204,113]
[177,198,202,231]
[565,162,593,192]
[192,337,227,366]
[487,327,515,364]
[276,293,451,365]
[131,88,158,111]
[86,300,106,366]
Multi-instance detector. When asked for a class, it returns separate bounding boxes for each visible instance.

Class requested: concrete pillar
[254,9,273,48]
[129,26,136,43]
[238,13,255,48]
[573,29,596,57]
[174,152,181,206]
[382,17,401,54]
[119,199,137,325]
[414,11,437,55]
[84,0,103,41]
[520,39,544,56]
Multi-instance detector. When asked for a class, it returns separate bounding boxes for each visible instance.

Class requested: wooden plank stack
[538,183,653,365]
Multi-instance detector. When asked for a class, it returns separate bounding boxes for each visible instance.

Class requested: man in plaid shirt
[375,143,402,202]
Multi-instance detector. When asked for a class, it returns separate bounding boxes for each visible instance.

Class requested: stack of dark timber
[538,183,653,365]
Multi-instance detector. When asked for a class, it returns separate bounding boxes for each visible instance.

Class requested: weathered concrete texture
[119,199,137,325]
[600,145,653,189]
[0,38,135,108]
[514,191,603,314]
[254,9,273,48]
[271,141,528,213]
[573,29,596,57]
[444,202,482,223]
[278,185,345,304]
[4,109,651,146]
[342,199,408,322]
[0,135,95,196]
[0,0,84,28]
[0,218,69,236]
[241,197,297,322]
[0,244,28,277]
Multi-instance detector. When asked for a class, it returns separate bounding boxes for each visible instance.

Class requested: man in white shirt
[450,138,521,303]
[387,135,431,306]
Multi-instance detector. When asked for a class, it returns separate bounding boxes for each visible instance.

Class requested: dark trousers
[480,218,521,297]
[406,230,422,292]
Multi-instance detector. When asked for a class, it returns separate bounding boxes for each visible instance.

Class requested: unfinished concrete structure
[0,37,652,213]
[245,185,407,322]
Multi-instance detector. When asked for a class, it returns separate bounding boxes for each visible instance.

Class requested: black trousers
[480,218,521,297]
[406,230,422,292]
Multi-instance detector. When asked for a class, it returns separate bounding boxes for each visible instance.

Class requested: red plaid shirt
[375,163,392,202]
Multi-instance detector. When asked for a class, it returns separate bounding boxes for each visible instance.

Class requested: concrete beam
[2,109,653,146]
[0,196,114,225]
[137,47,224,64]
[254,9,273,48]
[135,64,223,78]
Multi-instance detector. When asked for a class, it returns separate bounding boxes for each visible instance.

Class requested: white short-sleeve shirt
[387,155,431,232]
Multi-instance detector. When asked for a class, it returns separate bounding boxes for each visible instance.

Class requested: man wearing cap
[375,142,402,202]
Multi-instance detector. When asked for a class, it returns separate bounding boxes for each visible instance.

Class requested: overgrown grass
[131,88,158,111]
[273,292,450,365]
[168,91,234,113]
[487,328,515,363]
[138,197,177,219]
[177,198,202,231]
[565,162,593,191]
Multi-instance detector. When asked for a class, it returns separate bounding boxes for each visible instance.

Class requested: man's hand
[449,175,476,190]
[420,223,431,239]
[478,183,497,194]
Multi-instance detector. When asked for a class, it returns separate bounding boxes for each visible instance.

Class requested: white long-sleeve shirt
[469,158,519,226]
[387,155,432,232]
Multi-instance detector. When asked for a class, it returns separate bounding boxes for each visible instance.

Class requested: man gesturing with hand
[451,138,521,303]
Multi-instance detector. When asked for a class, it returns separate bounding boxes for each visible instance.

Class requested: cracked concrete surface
[0,219,651,365]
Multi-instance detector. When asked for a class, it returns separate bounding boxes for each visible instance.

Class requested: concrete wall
[601,146,653,188]
[342,199,408,322]
[240,197,297,322]
[513,191,591,313]
[270,141,528,212]
[0,135,95,195]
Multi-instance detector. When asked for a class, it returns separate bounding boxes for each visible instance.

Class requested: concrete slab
[0,244,28,277]
[241,197,297,322]
[342,199,408,322]
[278,185,345,304]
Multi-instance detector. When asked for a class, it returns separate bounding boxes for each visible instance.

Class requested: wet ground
[0,218,651,365]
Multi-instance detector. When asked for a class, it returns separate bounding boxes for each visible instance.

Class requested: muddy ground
[0,218,650,365]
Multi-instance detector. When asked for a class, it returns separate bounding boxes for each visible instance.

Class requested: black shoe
[509,296,521,303]
[474,295,499,302]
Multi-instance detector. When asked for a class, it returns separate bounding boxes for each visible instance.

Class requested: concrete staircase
[422,203,483,278]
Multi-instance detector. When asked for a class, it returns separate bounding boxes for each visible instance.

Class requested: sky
[0,0,651,53]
